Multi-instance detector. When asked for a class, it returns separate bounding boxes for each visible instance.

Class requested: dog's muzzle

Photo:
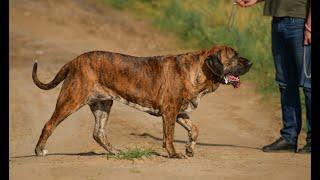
[224,75,240,88]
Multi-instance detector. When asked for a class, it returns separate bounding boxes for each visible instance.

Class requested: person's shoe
[297,142,311,154]
[262,137,297,152]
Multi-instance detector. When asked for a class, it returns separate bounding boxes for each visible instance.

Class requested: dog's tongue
[226,75,240,88]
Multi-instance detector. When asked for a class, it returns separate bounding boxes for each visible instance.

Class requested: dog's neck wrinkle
[190,68,217,97]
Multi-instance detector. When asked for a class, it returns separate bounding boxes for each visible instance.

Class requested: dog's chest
[180,89,210,113]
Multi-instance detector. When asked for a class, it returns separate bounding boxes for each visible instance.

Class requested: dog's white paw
[35,149,48,156]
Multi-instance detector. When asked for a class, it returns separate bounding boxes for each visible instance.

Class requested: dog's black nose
[247,61,253,67]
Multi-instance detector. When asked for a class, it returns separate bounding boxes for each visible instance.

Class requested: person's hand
[236,0,261,7]
[304,29,311,45]
[304,9,311,45]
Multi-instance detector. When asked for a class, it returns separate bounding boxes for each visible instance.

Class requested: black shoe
[297,143,311,154]
[262,137,297,152]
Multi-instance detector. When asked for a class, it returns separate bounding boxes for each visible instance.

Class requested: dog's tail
[32,60,70,90]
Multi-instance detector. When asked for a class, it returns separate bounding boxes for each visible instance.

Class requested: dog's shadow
[10,133,261,159]
[10,151,108,159]
[131,132,261,150]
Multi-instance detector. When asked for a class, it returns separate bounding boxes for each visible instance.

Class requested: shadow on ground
[11,132,261,159]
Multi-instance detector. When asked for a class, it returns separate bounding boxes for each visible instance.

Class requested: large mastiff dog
[33,45,252,158]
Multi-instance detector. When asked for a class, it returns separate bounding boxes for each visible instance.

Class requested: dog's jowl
[33,45,252,158]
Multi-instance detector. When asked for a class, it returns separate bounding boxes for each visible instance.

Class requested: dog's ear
[205,51,224,78]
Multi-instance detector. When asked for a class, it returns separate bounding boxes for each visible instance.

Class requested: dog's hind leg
[34,84,87,156]
[89,100,118,155]
[176,113,199,157]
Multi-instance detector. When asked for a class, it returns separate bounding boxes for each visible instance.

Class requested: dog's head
[203,45,252,88]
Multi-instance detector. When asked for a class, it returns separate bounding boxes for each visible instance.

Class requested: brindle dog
[32,45,252,158]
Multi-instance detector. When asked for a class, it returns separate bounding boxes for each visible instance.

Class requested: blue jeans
[272,17,311,144]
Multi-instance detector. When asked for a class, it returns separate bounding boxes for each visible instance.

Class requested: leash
[303,46,311,78]
[228,0,238,31]
[227,0,241,47]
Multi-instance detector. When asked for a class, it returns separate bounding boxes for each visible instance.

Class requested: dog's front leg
[176,113,199,157]
[162,108,186,159]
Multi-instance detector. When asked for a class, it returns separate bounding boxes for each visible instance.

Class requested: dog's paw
[35,149,48,156]
[108,148,122,155]
[169,152,187,159]
[185,147,194,157]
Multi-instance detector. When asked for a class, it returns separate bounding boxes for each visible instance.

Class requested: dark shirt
[263,0,309,19]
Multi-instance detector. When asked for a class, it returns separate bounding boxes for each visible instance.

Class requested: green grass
[106,147,156,160]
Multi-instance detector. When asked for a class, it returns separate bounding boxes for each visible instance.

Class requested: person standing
[236,0,311,153]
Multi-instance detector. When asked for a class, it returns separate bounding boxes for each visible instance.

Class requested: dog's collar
[212,75,228,84]
[205,63,227,84]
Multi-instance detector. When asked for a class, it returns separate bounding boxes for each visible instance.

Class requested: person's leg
[282,18,311,153]
[278,85,301,144]
[298,43,311,153]
[262,17,302,152]
[304,87,311,144]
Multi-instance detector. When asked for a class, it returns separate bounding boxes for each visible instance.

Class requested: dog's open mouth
[225,75,240,88]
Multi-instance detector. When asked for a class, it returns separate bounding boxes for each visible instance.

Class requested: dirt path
[9,0,310,179]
